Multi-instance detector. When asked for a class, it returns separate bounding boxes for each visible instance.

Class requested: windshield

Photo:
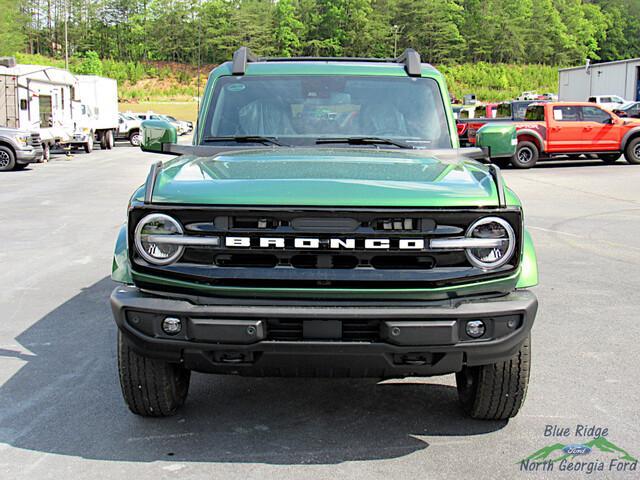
[203,75,451,148]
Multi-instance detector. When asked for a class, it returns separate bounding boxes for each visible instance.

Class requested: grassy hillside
[15,53,559,106]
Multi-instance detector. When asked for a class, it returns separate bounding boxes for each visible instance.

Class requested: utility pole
[393,25,400,58]
[64,0,69,70]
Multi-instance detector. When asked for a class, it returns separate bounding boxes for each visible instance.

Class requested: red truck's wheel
[511,141,539,169]
[624,137,640,165]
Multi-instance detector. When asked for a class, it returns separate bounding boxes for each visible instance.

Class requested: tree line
[2,0,640,67]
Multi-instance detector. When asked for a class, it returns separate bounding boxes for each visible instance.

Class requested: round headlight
[465,217,515,269]
[134,213,184,265]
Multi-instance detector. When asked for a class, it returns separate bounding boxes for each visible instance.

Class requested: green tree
[394,0,465,64]
[525,0,570,64]
[74,50,104,75]
[274,0,305,56]
[0,0,26,56]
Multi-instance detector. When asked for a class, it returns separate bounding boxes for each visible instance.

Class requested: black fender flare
[621,127,640,150]
[516,129,545,151]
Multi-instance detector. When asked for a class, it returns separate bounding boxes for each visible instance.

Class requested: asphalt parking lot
[1,146,639,479]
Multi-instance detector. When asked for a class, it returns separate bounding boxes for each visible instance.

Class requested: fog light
[162,317,182,335]
[466,320,486,338]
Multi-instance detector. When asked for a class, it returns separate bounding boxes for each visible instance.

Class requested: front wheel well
[0,141,16,157]
[623,131,640,150]
[516,134,541,151]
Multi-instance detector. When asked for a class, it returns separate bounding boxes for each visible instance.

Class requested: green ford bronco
[111,47,538,419]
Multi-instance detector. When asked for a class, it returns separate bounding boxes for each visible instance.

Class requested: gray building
[558,58,640,102]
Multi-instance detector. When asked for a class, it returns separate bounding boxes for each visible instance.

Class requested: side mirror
[602,117,614,125]
[475,124,517,159]
[140,119,178,154]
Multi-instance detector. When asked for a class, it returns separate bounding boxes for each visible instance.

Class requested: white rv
[72,75,118,152]
[0,57,78,160]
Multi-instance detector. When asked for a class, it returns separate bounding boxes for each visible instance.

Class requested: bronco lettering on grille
[224,237,426,250]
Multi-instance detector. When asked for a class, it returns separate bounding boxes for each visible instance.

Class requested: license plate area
[303,320,342,340]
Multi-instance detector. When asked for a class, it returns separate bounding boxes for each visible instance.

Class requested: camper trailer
[0,57,78,160]
[72,75,118,152]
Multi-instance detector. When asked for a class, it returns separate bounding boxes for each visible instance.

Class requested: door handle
[550,126,561,132]
[583,127,593,131]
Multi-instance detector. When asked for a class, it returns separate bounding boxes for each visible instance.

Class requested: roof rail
[229,46,423,76]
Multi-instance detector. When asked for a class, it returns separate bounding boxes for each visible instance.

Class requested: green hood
[144,148,504,207]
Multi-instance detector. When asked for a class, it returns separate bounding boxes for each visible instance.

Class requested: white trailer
[0,58,78,160]
[72,75,118,151]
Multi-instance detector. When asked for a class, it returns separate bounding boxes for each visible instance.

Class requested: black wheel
[0,145,16,171]
[105,130,114,149]
[456,334,531,420]
[84,137,93,154]
[117,332,190,416]
[99,132,107,150]
[41,143,50,162]
[599,153,620,164]
[511,141,539,169]
[129,130,141,147]
[624,137,640,165]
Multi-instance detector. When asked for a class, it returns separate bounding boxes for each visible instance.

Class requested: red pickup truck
[487,102,640,168]
[459,100,543,147]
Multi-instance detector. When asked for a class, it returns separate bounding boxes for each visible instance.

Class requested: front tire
[105,130,114,150]
[84,137,93,154]
[624,137,640,165]
[0,146,16,171]
[117,332,191,416]
[511,141,539,169]
[456,334,531,420]
[129,130,141,147]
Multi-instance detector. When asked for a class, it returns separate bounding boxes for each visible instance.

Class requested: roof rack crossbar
[230,46,423,76]
[232,46,259,75]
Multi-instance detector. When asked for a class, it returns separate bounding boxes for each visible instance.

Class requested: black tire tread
[117,332,190,417]
[457,335,530,420]
[624,137,640,165]
[511,141,539,169]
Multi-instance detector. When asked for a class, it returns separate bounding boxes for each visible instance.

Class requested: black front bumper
[111,286,537,378]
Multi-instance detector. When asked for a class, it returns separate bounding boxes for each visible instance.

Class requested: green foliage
[74,51,104,76]
[273,0,305,56]
[0,0,25,56]
[12,0,640,103]
[440,63,559,102]
[17,0,640,66]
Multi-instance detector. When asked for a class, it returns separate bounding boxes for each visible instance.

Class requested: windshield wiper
[315,136,415,149]
[203,135,288,146]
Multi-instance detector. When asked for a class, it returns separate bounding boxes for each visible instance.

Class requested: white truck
[0,57,78,161]
[72,75,118,152]
[116,112,142,146]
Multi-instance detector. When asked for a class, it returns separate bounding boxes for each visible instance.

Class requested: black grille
[30,133,42,147]
[266,319,380,342]
[130,206,522,290]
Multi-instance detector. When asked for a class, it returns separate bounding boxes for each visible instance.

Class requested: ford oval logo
[562,444,592,456]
